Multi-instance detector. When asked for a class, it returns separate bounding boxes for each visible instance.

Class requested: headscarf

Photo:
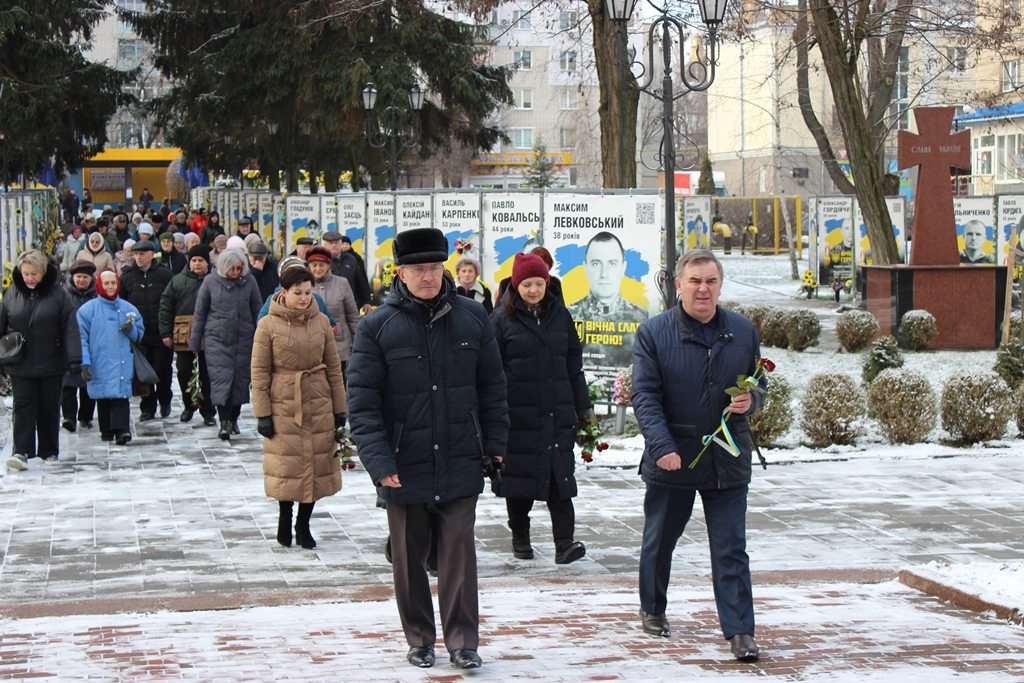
[95,270,120,300]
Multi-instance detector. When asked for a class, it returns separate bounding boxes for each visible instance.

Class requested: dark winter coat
[190,271,262,407]
[0,259,81,378]
[348,277,509,506]
[158,268,205,339]
[158,247,187,276]
[457,280,494,314]
[200,222,225,247]
[250,257,280,302]
[631,305,764,491]
[489,292,591,501]
[63,275,98,388]
[329,251,371,309]
[119,264,173,347]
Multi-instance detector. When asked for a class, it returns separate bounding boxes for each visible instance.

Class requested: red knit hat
[511,252,550,288]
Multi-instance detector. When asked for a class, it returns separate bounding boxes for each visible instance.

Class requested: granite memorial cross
[898,107,971,265]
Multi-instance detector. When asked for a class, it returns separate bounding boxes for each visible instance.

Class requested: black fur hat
[393,227,448,265]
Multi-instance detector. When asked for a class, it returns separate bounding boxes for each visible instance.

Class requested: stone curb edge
[899,567,1023,625]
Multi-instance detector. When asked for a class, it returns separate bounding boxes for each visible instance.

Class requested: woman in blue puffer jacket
[77,269,144,445]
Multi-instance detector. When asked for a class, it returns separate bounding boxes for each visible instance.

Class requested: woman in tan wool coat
[251,267,347,550]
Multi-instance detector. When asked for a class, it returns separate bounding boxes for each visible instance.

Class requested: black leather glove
[257,416,275,439]
[80,365,91,382]
[68,362,81,377]
[334,413,347,430]
[119,319,134,333]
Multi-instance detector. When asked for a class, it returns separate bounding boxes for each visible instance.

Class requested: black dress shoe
[639,609,670,637]
[555,541,586,565]
[407,645,435,668]
[449,649,481,669]
[100,433,114,442]
[729,634,760,662]
[115,432,132,446]
[160,405,172,418]
[231,420,240,435]
[219,422,231,440]
[62,419,76,433]
[203,416,217,427]
[139,412,156,422]
[179,408,195,423]
[79,420,93,430]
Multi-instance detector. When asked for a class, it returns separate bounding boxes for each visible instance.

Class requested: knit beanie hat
[455,255,482,277]
[187,245,211,263]
[226,235,246,252]
[511,252,551,288]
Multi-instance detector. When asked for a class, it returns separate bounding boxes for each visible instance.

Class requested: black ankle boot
[295,502,316,549]
[277,501,293,547]
[511,528,534,560]
[555,540,586,565]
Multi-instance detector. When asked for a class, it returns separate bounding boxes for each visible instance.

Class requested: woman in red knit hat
[488,252,593,564]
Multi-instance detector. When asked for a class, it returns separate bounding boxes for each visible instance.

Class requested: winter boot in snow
[295,502,316,549]
[277,501,293,548]
[555,540,586,565]
[511,527,534,560]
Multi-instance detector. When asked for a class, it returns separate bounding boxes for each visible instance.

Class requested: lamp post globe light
[362,82,425,191]
[607,0,726,308]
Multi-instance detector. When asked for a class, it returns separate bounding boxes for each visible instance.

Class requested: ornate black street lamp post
[362,83,425,191]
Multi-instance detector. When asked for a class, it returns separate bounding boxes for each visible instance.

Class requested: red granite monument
[862,107,1008,349]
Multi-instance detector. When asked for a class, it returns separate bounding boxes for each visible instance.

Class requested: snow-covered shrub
[720,301,744,317]
[1016,392,1024,436]
[759,306,790,349]
[784,309,821,352]
[940,371,1013,445]
[867,368,937,444]
[898,310,937,351]
[799,372,865,447]
[1010,310,1022,340]
[743,304,770,340]
[862,335,904,384]
[836,309,879,352]
[994,339,1024,390]
[748,373,793,447]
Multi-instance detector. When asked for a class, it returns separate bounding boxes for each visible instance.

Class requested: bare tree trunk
[588,0,639,188]
[809,0,900,265]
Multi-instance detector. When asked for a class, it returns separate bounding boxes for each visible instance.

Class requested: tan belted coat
[251,291,347,503]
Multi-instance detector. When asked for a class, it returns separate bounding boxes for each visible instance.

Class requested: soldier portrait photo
[959,219,996,264]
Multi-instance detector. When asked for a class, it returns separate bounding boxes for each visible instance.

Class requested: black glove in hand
[119,320,134,333]
[68,363,81,377]
[334,413,347,430]
[257,416,275,439]
[80,365,91,382]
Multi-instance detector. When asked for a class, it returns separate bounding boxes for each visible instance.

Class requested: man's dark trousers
[638,483,754,639]
[387,495,479,651]
[139,343,174,414]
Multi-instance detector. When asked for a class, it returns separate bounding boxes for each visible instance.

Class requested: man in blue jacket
[631,249,764,662]
[348,227,509,671]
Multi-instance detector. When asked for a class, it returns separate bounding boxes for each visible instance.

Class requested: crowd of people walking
[3,198,766,669]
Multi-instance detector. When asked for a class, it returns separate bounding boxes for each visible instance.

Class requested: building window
[512,10,530,29]
[568,166,578,186]
[997,133,1023,180]
[560,88,577,110]
[117,38,148,69]
[513,129,533,149]
[513,50,532,70]
[888,46,910,130]
[515,89,533,110]
[559,51,577,71]
[946,46,967,73]
[116,0,146,10]
[1003,60,1020,92]
[975,134,995,175]
[559,11,578,30]
[559,128,576,149]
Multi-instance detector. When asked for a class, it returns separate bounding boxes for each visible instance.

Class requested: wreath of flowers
[454,238,473,255]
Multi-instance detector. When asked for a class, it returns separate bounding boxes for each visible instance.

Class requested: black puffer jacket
[0,259,81,377]
[348,277,509,505]
[632,305,764,491]
[119,264,173,347]
[330,251,371,309]
[63,275,98,388]
[158,247,187,275]
[489,292,591,501]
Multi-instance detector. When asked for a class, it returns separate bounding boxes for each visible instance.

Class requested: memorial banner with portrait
[395,194,432,233]
[336,194,367,260]
[321,194,339,235]
[242,191,261,227]
[366,194,396,305]
[683,196,712,251]
[853,197,908,267]
[257,193,274,245]
[285,195,322,250]
[434,192,482,274]
[997,194,1024,309]
[816,197,856,290]
[953,196,996,265]
[544,193,661,385]
[480,193,541,294]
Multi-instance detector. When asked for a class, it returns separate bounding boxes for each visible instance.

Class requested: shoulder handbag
[0,298,41,365]
[172,315,194,352]
[131,340,160,385]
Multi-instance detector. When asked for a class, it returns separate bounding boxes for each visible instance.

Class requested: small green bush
[743,304,770,340]
[867,368,938,444]
[898,310,938,351]
[1010,310,1022,340]
[759,306,790,349]
[784,309,821,352]
[940,371,1013,445]
[799,372,866,447]
[862,335,904,384]
[748,373,794,447]
[836,310,879,352]
[994,339,1024,390]
[720,301,744,316]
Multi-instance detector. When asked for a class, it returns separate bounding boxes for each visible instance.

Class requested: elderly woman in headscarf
[190,247,263,441]
[454,254,493,314]
[210,234,228,267]
[78,230,116,274]
[114,239,136,276]
[1,250,81,469]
